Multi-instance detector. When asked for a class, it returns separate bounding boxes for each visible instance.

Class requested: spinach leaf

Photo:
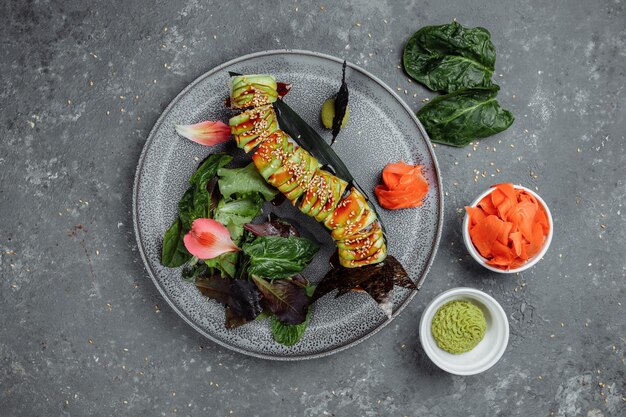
[251,276,309,325]
[180,168,227,231]
[195,275,263,323]
[206,193,266,277]
[178,187,206,231]
[403,21,496,92]
[190,154,233,188]
[161,154,232,267]
[243,236,319,279]
[270,308,311,346]
[161,218,192,267]
[217,163,278,202]
[416,87,514,147]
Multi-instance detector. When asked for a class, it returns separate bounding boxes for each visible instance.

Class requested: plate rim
[132,49,444,360]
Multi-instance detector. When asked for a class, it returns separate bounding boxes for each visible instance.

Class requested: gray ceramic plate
[133,50,443,360]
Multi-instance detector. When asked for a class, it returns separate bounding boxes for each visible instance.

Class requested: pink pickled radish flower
[175,120,232,146]
[183,219,240,260]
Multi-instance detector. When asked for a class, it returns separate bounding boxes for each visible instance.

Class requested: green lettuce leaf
[214,195,264,240]
[270,308,311,346]
[217,163,278,201]
[243,236,319,279]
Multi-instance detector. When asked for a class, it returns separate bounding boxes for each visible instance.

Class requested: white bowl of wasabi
[419,287,509,375]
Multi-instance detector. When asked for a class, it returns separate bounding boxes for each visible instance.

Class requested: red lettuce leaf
[195,276,263,326]
[251,276,309,325]
[244,216,300,238]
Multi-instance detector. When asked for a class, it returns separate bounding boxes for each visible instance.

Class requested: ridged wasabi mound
[431,300,486,354]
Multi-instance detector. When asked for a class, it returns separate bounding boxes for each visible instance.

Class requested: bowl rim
[419,287,510,375]
[462,184,554,274]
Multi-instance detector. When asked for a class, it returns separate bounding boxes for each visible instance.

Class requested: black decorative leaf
[273,99,353,182]
[273,99,386,234]
[384,256,417,290]
[312,255,415,317]
[195,276,263,323]
[331,60,349,143]
[251,276,309,325]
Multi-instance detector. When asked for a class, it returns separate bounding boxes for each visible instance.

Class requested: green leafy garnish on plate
[251,275,309,325]
[161,153,232,267]
[217,163,278,201]
[243,236,319,279]
[270,309,311,347]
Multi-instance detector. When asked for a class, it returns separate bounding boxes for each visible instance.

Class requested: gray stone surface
[1,0,624,415]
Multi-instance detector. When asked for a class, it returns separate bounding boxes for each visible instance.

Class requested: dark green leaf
[243,236,319,279]
[161,218,192,267]
[417,87,514,147]
[217,163,278,201]
[270,308,311,346]
[195,275,262,323]
[403,21,496,92]
[255,311,271,321]
[189,153,233,187]
[177,187,201,231]
[251,276,309,325]
[178,154,232,231]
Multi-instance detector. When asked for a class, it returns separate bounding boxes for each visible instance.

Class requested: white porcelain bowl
[462,185,554,274]
[419,287,509,375]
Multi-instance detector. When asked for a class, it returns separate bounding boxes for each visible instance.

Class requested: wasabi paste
[431,300,486,354]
